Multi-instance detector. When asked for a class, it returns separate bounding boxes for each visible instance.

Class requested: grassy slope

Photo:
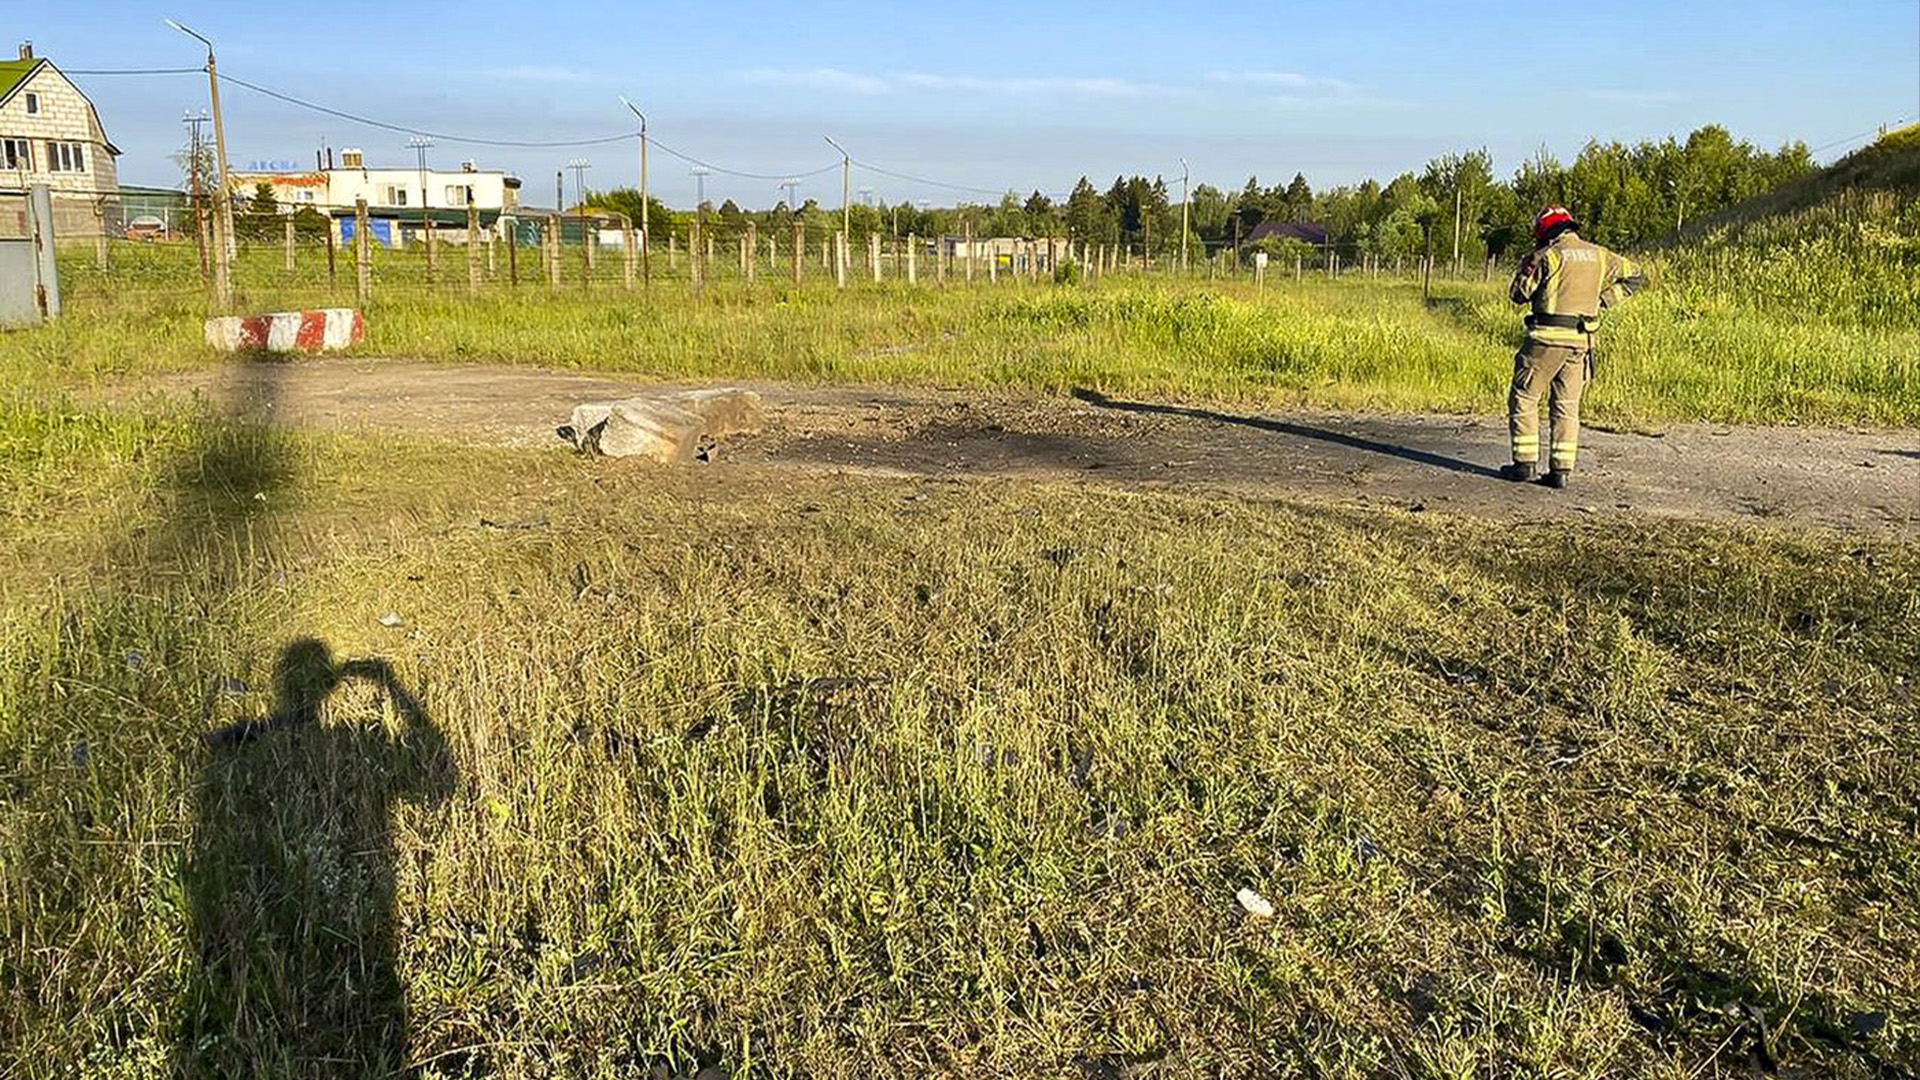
[1,404,1913,1078]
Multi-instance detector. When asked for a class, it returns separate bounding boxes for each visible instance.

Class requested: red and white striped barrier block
[204,308,363,353]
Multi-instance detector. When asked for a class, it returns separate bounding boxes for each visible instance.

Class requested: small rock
[1236,887,1275,918]
[70,740,89,767]
[378,612,406,628]
[123,650,146,671]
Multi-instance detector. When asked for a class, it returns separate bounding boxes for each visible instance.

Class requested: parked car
[123,215,168,242]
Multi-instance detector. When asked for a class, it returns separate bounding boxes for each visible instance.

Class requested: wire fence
[3,185,1502,316]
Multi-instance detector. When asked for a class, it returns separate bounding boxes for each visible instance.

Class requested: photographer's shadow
[179,638,454,1078]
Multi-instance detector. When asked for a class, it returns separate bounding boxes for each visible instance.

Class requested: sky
[26,0,1920,209]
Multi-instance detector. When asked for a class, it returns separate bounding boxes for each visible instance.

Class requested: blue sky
[30,0,1919,207]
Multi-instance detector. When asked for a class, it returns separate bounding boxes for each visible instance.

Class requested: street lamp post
[823,135,850,253]
[619,96,650,286]
[165,18,232,305]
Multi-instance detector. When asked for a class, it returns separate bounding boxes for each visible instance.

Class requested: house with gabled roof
[0,42,122,237]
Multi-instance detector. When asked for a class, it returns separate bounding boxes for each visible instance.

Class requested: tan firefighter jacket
[1509,231,1645,347]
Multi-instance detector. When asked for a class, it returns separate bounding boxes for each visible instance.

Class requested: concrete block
[205,308,363,353]
[558,388,764,463]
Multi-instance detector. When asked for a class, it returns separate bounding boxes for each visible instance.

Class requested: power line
[216,73,638,148]
[1808,115,1910,156]
[646,137,839,181]
[64,67,204,75]
[850,158,1009,198]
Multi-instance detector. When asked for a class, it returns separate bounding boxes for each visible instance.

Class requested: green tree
[586,187,674,239]
[1064,177,1108,243]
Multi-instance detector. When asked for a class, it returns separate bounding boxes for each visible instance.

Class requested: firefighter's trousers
[1507,339,1589,472]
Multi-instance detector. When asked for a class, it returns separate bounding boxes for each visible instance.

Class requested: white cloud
[1205,70,1356,94]
[892,72,1187,98]
[729,68,1185,99]
[484,65,599,84]
[733,67,891,95]
[1587,89,1685,106]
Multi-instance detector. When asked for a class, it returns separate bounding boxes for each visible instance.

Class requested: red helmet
[1532,205,1578,242]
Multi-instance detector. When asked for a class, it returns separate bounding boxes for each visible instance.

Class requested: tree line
[588,124,1811,261]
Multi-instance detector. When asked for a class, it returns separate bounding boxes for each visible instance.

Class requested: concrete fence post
[745,223,757,284]
[467,202,482,296]
[354,199,371,305]
[835,231,847,288]
[623,226,637,291]
[283,216,295,273]
[906,234,917,285]
[792,221,804,285]
[690,221,704,292]
[547,214,562,288]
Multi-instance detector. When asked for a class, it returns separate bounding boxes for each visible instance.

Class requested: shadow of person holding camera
[178,638,454,1078]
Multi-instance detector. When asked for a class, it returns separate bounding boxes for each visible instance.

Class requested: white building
[0,42,122,237]
[228,147,522,245]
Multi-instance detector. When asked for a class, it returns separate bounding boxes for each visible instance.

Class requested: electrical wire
[850,158,1009,198]
[64,67,204,75]
[1808,116,1910,156]
[216,73,638,148]
[60,64,1068,197]
[647,138,839,181]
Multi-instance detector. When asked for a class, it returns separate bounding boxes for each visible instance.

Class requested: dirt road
[125,359,1917,533]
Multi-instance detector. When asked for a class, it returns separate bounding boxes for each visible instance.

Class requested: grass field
[5,227,1913,430]
[0,399,1914,1078]
[1,132,1913,1078]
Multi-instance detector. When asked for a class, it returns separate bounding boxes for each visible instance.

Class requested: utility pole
[569,158,592,208]
[569,158,592,286]
[408,135,434,276]
[182,110,210,283]
[1451,176,1463,277]
[1178,157,1191,275]
[779,177,799,214]
[824,135,850,257]
[691,166,710,286]
[620,96,650,287]
[166,19,232,305]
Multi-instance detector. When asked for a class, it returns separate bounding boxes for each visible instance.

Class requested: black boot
[1499,461,1538,483]
[1542,469,1570,490]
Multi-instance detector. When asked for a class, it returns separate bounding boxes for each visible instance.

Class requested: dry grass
[0,398,1913,1078]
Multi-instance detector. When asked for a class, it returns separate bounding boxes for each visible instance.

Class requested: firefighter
[1501,206,1645,488]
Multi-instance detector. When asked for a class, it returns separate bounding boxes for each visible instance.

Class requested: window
[23,92,37,114]
[0,137,29,170]
[46,141,84,172]
[382,184,408,206]
[444,184,475,206]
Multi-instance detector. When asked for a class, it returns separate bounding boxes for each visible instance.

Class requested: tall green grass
[14,137,1919,430]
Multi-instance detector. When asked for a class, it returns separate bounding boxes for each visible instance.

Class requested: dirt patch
[115,358,1918,533]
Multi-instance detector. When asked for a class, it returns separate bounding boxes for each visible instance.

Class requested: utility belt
[1525,312,1595,333]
